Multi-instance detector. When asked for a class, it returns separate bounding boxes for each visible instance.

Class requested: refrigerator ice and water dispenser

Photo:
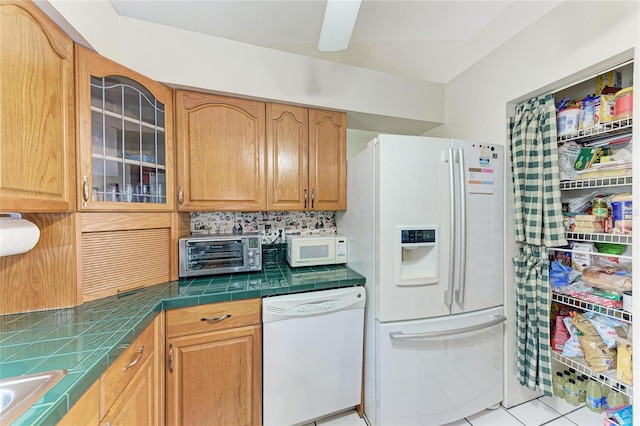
[395,226,438,286]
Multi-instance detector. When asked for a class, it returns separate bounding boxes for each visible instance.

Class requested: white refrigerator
[337,134,505,426]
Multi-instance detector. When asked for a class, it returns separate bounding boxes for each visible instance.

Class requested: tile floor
[306,395,609,426]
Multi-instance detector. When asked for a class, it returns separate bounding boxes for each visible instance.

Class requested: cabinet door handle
[122,346,144,372]
[201,313,232,322]
[82,176,89,207]
[178,185,184,206]
[304,189,308,209]
[311,189,315,209]
[168,343,174,373]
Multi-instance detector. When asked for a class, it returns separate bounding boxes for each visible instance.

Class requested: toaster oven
[179,234,262,278]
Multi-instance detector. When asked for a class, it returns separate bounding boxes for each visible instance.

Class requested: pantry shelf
[564,232,632,245]
[560,175,632,190]
[551,352,633,399]
[552,293,632,323]
[557,117,633,144]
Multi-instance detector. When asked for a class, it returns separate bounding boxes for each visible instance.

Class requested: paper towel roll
[0,214,40,257]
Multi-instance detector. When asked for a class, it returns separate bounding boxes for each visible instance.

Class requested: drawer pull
[122,346,144,372]
[201,313,232,322]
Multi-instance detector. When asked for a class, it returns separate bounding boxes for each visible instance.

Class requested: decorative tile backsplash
[190,211,338,243]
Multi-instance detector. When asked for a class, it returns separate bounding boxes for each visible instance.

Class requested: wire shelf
[565,232,632,245]
[552,293,632,323]
[557,117,633,144]
[551,352,633,398]
[560,175,632,190]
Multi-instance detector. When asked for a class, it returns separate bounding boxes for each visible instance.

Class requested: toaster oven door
[182,239,247,276]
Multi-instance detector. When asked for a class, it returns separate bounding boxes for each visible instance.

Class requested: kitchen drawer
[100,321,155,418]
[166,298,261,338]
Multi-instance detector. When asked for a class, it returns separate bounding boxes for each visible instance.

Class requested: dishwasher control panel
[287,300,349,315]
[262,287,365,323]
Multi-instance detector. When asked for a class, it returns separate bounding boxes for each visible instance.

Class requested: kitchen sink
[0,369,66,425]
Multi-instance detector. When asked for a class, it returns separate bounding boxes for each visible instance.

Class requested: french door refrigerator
[336,134,505,426]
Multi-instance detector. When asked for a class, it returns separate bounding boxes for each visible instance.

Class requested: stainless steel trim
[178,234,262,277]
[389,315,506,341]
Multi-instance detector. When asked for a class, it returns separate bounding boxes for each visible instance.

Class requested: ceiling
[109,0,562,84]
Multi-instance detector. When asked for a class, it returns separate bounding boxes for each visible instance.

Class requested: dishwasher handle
[389,315,506,341]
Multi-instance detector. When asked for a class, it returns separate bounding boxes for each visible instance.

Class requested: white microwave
[286,235,347,267]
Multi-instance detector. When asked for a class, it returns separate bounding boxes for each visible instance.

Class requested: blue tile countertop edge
[0,263,365,425]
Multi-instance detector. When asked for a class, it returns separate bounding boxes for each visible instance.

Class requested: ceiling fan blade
[318,0,362,52]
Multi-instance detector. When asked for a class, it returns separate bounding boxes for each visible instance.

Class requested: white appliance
[286,234,347,267]
[337,134,505,426]
[262,287,366,426]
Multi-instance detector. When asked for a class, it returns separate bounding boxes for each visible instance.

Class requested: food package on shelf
[616,337,632,385]
[571,242,597,271]
[558,142,581,181]
[570,215,605,234]
[582,265,632,292]
[579,95,600,130]
[604,405,633,426]
[571,314,616,372]
[583,311,628,349]
[551,309,571,352]
[595,71,622,96]
[574,147,603,170]
[598,94,616,123]
[561,316,584,358]
[610,193,632,235]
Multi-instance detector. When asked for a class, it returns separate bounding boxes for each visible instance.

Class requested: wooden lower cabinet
[100,355,156,426]
[57,315,163,426]
[99,315,163,426]
[166,300,262,426]
[58,381,99,425]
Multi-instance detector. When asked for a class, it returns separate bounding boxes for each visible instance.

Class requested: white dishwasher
[262,286,366,426]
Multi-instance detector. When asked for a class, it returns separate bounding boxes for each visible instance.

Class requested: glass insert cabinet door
[76,46,174,211]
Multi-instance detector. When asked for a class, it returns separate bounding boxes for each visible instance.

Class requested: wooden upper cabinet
[267,105,347,211]
[266,103,309,210]
[176,91,266,211]
[75,45,175,211]
[0,0,75,212]
[308,109,347,211]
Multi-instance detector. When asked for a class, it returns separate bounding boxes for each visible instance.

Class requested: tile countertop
[0,263,365,425]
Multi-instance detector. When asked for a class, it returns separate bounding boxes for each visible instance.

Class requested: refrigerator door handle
[389,315,506,341]
[444,148,456,306]
[454,148,467,304]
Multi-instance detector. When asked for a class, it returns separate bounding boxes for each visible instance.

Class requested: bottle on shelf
[564,378,580,406]
[576,376,587,403]
[607,389,626,409]
[553,372,566,399]
[585,378,602,413]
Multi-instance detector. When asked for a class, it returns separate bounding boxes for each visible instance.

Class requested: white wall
[426,1,639,408]
[42,0,444,133]
[429,1,638,145]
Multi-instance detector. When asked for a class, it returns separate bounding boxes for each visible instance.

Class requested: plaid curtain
[513,244,553,396]
[508,93,566,397]
[509,93,567,248]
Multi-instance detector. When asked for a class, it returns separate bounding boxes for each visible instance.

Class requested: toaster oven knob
[248,251,254,258]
